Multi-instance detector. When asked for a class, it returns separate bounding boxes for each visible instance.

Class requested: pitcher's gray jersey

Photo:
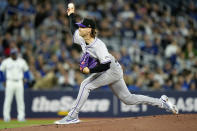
[73,30,114,64]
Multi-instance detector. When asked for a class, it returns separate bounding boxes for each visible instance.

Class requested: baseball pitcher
[54,3,178,124]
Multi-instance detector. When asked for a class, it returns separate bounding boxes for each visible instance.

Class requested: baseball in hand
[83,67,90,74]
[68,3,74,9]
[67,3,75,16]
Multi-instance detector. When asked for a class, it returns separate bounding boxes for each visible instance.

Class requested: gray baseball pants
[68,62,162,118]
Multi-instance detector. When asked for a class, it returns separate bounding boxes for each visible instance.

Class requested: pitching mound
[2,114,197,131]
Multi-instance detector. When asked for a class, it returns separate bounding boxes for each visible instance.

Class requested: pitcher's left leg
[110,78,162,107]
[110,78,178,114]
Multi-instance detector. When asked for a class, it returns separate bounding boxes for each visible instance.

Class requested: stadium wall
[0,90,197,118]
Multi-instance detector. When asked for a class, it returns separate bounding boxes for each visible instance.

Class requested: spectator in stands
[128,42,141,64]
[18,0,35,17]
[56,63,75,89]
[165,40,180,65]
[163,79,173,91]
[6,13,21,35]
[184,41,197,59]
[119,47,132,73]
[192,72,197,91]
[20,22,35,42]
[32,69,57,90]
[2,32,12,57]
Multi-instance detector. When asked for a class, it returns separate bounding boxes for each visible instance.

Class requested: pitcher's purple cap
[76,18,96,29]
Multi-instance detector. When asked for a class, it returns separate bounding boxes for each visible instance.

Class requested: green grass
[0,119,55,129]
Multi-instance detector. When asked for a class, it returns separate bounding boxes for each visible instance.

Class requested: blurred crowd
[0,0,197,91]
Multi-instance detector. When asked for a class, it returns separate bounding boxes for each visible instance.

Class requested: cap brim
[11,51,17,54]
[76,22,87,28]
[10,49,18,54]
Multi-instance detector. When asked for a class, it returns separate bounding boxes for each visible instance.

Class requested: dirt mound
[2,114,197,131]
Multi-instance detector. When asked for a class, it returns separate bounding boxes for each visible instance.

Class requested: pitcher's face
[78,27,91,37]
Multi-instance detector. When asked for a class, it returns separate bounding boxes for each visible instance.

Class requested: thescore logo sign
[31,96,110,113]
[1,90,197,118]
